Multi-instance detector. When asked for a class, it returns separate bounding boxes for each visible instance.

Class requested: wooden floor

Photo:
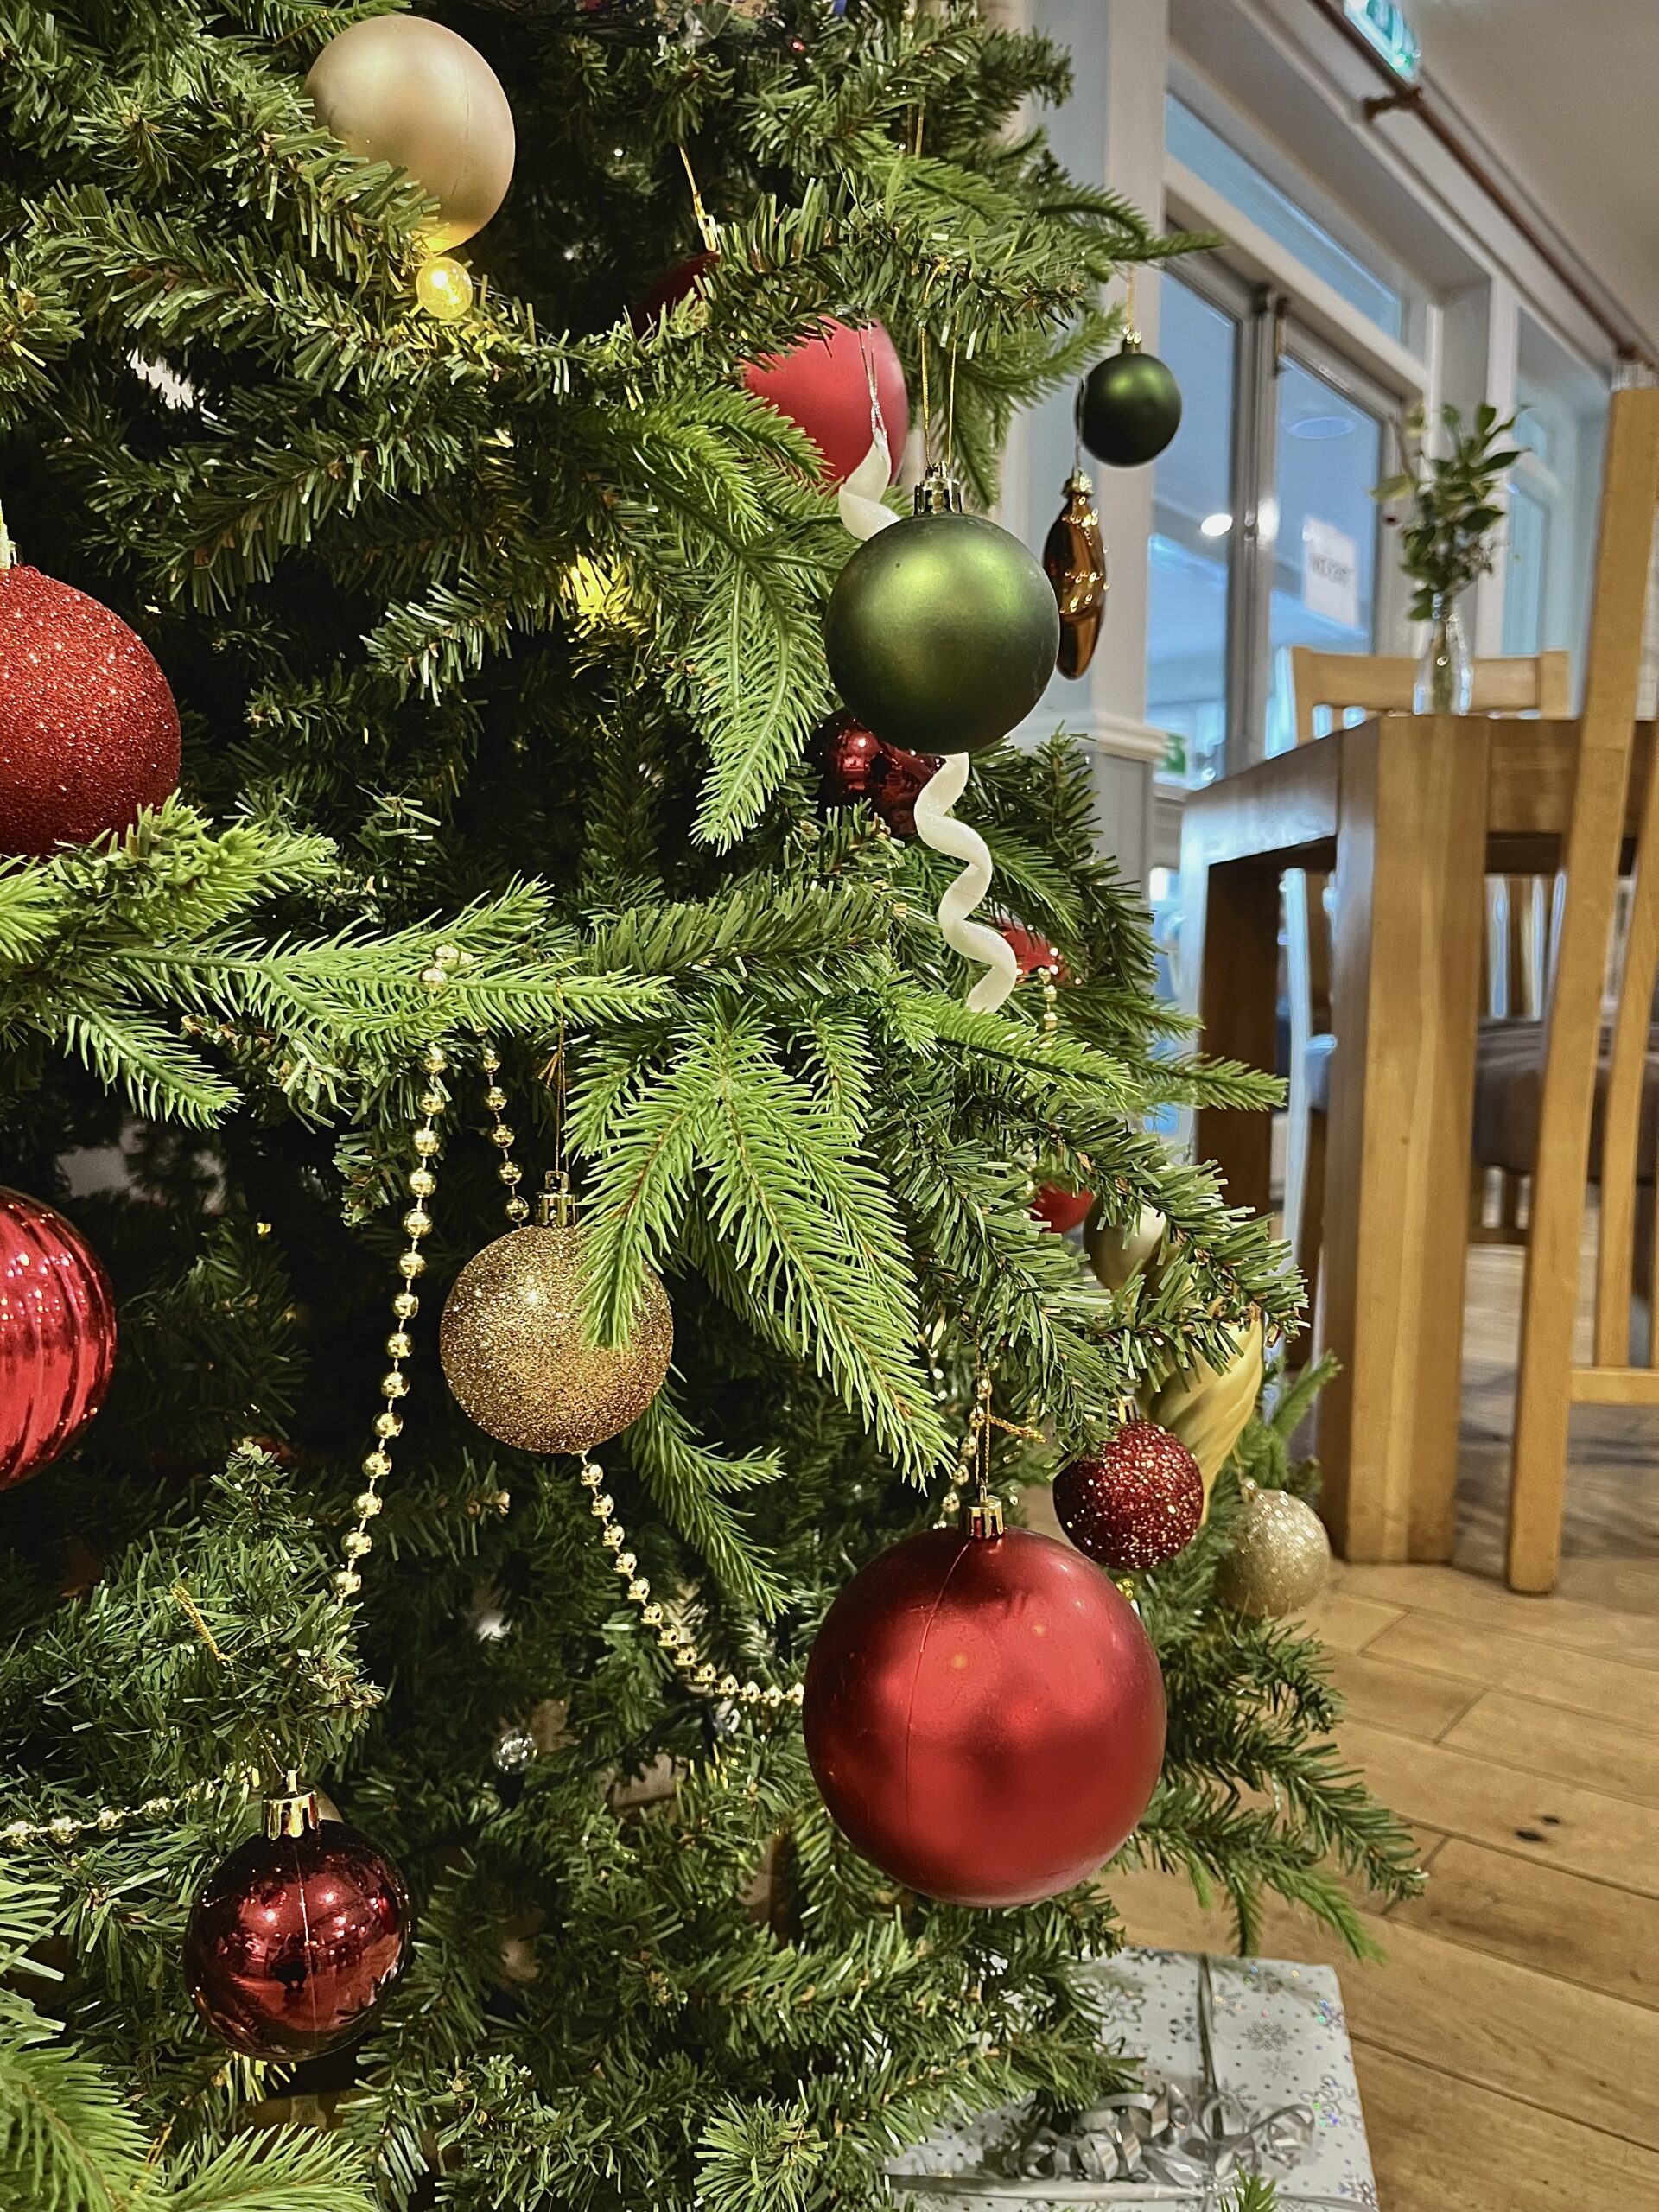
[1109,1238,1659,2210]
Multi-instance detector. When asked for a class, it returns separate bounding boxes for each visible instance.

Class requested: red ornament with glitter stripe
[0,1187,118,1491]
[1054,1421,1205,1573]
[0,563,181,855]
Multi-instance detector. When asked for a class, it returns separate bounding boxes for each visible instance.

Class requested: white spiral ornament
[837,425,898,543]
[912,752,1018,1013]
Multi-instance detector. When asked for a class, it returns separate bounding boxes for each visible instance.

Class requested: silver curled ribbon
[899,1955,1357,2209]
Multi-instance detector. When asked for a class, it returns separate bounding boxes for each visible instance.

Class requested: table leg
[1185,852,1280,1219]
[1319,717,1491,1560]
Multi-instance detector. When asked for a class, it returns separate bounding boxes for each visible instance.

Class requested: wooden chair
[1284,645,1573,1341]
[1505,386,1659,1592]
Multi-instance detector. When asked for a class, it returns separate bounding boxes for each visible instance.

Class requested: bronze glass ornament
[1216,1478,1332,1618]
[824,473,1061,756]
[1080,334,1183,470]
[305,17,516,253]
[1043,469,1108,678]
[440,1184,671,1453]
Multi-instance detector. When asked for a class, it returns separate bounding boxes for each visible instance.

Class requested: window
[1166,94,1408,340]
[1147,276,1240,786]
[1501,316,1608,677]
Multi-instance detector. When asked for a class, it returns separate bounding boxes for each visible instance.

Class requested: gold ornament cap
[967,1496,1006,1540]
[305,17,516,252]
[913,465,965,516]
[264,1772,323,1840]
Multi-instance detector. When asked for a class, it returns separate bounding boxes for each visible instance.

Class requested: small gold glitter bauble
[439,1216,671,1454]
[1216,1478,1331,1618]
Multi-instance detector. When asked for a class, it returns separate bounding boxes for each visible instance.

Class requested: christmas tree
[0,5,1416,2207]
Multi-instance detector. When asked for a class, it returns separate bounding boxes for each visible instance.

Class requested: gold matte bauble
[1140,1315,1263,1490]
[305,18,516,252]
[439,1223,671,1453]
[1216,1478,1332,1618]
[1086,1202,1166,1292]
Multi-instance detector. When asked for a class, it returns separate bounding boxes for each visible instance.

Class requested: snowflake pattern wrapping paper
[888,1948,1377,2209]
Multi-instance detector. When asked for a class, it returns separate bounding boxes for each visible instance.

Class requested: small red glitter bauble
[0,1187,118,1491]
[804,1525,1165,1906]
[1033,1185,1094,1234]
[1054,1421,1205,1572]
[0,565,181,855]
[185,1796,409,2061]
[815,711,940,837]
[1000,923,1067,981]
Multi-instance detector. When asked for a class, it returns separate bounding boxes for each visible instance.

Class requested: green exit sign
[1345,0,1421,81]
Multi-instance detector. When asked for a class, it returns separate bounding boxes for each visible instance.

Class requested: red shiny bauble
[0,566,181,855]
[0,1188,118,1491]
[745,319,909,485]
[804,1525,1165,1906]
[815,710,940,837]
[185,1809,409,2061]
[1055,1421,1205,1573]
[1032,1185,1094,1235]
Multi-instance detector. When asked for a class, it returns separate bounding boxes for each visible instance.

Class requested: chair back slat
[1592,734,1659,1363]
[1510,386,1659,1589]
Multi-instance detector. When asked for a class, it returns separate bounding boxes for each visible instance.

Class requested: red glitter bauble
[185,1796,409,2061]
[804,1525,1165,1906]
[0,1188,117,1491]
[1032,1185,1093,1235]
[0,566,181,856]
[1054,1421,1205,1572]
[815,710,940,837]
[745,319,909,485]
[1000,923,1067,981]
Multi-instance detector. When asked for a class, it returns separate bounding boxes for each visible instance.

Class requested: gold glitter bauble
[439,1224,671,1453]
[1141,1315,1264,1492]
[305,17,516,254]
[1216,1478,1332,1618]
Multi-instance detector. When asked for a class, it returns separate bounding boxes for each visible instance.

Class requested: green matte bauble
[824,512,1061,756]
[1080,343,1183,469]
[305,17,516,253]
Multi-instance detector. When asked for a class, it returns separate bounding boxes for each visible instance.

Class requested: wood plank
[1355,2041,1659,2212]
[1337,1562,1659,1667]
[1442,1689,1659,1807]
[1326,1648,1484,1739]
[1180,738,1338,867]
[1110,1866,1659,2152]
[1389,1835,1659,2012]
[1336,1716,1659,1895]
[1572,1365,1659,1404]
[1367,1607,1659,1726]
[1290,1587,1406,1654]
[1185,853,1281,1213]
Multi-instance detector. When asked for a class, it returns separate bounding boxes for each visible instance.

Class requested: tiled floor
[1109,1238,1659,2210]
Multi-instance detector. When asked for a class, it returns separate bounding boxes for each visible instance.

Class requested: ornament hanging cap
[968,1495,1005,1541]
[264,1772,322,1840]
[913,464,964,515]
[537,1170,577,1228]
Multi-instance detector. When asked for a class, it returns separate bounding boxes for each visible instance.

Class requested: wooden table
[1181,714,1654,1564]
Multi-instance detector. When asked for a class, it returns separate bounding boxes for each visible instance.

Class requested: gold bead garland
[334,1040,453,1604]
[478,1043,531,1226]
[0,1770,260,1854]
[577,1453,801,1712]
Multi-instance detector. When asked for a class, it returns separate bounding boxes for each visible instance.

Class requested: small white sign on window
[1302,518,1360,631]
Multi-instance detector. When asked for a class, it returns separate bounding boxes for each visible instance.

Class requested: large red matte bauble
[1055,1421,1205,1572]
[804,1526,1165,1906]
[0,566,181,855]
[0,1188,117,1491]
[745,320,908,485]
[1032,1185,1094,1235]
[184,1818,409,2060]
[815,710,940,837]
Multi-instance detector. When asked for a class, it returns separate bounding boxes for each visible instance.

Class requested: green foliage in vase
[0,5,1414,2209]
[1376,400,1522,618]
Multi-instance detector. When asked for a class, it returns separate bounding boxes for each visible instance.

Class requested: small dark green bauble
[1080,346,1183,468]
[824,512,1061,757]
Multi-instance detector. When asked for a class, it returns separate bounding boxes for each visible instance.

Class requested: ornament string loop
[839,333,897,542]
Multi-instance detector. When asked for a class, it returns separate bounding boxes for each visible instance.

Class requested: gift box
[888,1948,1376,2209]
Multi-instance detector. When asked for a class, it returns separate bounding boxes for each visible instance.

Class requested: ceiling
[1408,0,1659,350]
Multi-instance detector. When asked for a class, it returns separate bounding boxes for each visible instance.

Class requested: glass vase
[1414,592,1473,715]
